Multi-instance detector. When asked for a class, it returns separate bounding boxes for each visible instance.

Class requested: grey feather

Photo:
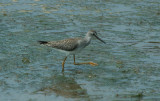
[46,38,81,51]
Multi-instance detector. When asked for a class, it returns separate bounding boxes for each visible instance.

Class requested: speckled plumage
[46,38,82,51]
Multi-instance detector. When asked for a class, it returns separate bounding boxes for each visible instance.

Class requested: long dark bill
[94,34,106,44]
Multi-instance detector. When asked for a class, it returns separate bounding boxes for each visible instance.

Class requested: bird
[38,30,106,72]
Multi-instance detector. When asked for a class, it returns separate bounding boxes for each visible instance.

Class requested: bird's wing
[47,38,81,51]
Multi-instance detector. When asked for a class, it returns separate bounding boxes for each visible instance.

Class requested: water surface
[0,0,160,101]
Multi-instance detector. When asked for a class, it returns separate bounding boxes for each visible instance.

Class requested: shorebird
[38,30,106,72]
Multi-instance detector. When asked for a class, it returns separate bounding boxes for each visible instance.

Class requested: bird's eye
[93,32,97,35]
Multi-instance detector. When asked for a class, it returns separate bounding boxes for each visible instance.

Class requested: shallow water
[0,0,160,101]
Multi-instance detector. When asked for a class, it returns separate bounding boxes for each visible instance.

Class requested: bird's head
[86,30,106,44]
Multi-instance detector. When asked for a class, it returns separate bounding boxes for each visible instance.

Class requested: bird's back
[46,38,82,51]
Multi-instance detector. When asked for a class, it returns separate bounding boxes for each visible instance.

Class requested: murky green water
[0,0,160,101]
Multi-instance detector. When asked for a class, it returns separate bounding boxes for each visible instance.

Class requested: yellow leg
[73,55,98,66]
[62,56,67,72]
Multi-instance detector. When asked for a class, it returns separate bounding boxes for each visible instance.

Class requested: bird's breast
[77,39,90,49]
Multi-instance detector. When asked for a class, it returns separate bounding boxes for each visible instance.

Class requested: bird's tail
[38,41,48,44]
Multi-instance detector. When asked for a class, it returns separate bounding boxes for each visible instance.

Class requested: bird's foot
[89,62,98,66]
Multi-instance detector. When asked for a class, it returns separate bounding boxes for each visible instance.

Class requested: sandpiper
[38,30,106,72]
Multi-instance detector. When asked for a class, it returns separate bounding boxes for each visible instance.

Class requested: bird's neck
[84,35,92,43]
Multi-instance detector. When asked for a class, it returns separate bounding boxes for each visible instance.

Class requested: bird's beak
[94,34,106,44]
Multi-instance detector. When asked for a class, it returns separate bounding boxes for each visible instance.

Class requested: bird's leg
[62,56,67,72]
[73,55,98,66]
